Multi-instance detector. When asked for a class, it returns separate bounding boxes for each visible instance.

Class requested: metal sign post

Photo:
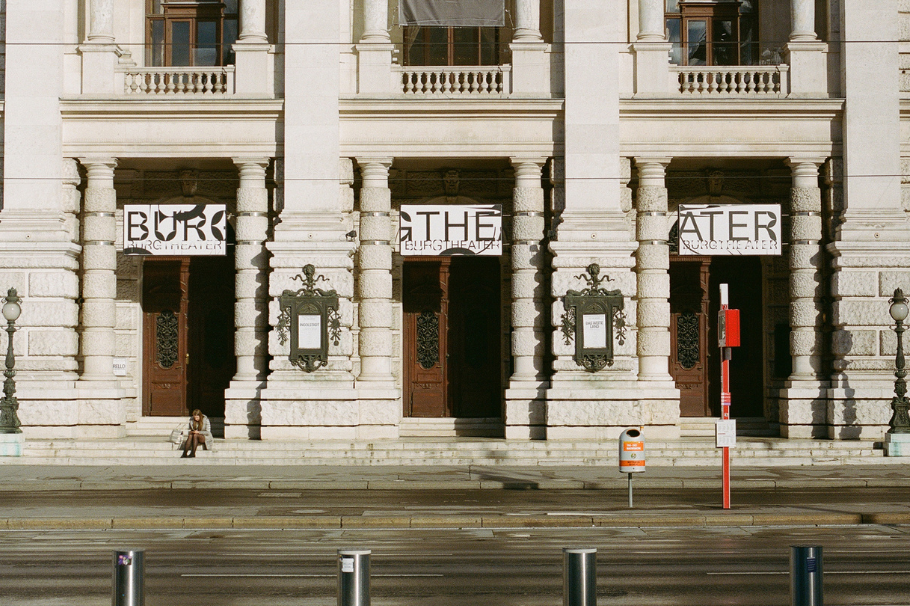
[717,284,740,510]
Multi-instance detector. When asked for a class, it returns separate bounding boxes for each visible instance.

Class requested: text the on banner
[400,204,502,256]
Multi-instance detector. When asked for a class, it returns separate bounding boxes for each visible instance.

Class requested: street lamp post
[888,288,910,434]
[0,288,22,434]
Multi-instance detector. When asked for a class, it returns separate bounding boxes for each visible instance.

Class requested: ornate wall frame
[277,265,341,373]
[560,264,627,372]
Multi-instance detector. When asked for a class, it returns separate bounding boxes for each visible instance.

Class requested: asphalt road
[2,524,910,605]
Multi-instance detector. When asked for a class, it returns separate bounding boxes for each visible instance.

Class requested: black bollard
[791,545,823,606]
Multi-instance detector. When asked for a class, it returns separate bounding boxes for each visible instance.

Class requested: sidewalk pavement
[0,464,909,530]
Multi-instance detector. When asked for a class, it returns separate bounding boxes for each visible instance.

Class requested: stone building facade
[0,0,907,444]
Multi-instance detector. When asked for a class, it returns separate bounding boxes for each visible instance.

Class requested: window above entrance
[147,0,239,67]
[403,27,501,66]
[665,0,758,66]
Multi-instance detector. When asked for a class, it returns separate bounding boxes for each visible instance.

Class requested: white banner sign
[678,204,781,256]
[123,204,227,256]
[400,204,502,256]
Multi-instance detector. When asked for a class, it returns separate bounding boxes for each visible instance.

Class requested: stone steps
[4,436,889,466]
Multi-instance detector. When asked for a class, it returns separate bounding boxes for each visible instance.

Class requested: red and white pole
[720,284,731,510]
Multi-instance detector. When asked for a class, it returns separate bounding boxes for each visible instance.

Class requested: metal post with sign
[717,284,740,509]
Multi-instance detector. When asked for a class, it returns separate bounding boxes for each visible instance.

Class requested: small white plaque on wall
[112,358,128,377]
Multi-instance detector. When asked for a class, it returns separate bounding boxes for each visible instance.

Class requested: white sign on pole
[123,204,227,256]
[678,204,781,256]
[400,204,502,256]
[716,419,737,448]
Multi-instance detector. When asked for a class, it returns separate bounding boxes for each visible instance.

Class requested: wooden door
[143,259,190,416]
[448,257,501,418]
[403,257,502,419]
[670,258,711,416]
[403,259,450,417]
[143,256,235,418]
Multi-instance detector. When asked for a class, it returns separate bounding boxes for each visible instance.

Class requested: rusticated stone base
[17,381,127,438]
[224,381,265,440]
[545,383,681,440]
[827,385,892,440]
[777,382,829,438]
[504,383,547,440]
[259,385,400,440]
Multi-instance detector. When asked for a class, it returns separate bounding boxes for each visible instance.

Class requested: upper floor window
[404,27,500,66]
[147,0,239,67]
[666,0,757,66]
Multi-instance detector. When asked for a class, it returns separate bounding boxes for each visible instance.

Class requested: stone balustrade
[396,65,510,95]
[673,65,789,96]
[121,67,235,95]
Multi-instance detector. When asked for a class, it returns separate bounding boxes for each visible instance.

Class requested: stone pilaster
[632,0,671,97]
[634,159,673,383]
[68,157,126,438]
[79,0,124,94]
[233,0,271,94]
[224,158,271,439]
[790,0,818,42]
[356,159,395,388]
[505,158,547,440]
[513,0,544,42]
[510,0,549,94]
[778,158,829,438]
[79,159,119,384]
[826,0,908,440]
[356,0,393,93]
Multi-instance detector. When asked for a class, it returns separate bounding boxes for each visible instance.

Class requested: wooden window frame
[146,0,239,67]
[403,26,501,67]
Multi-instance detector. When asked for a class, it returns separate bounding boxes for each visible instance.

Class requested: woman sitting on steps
[181,409,212,458]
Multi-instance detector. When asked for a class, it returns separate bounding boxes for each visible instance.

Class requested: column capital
[78,158,118,183]
[356,158,393,186]
[233,157,271,180]
[634,157,671,184]
[786,157,826,186]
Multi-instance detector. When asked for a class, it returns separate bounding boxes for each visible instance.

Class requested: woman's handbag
[169,425,187,444]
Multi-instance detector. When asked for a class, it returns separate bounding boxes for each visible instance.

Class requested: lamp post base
[885,433,910,456]
[0,433,23,456]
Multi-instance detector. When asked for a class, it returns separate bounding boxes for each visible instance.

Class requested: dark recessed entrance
[142,255,235,418]
[402,256,502,418]
[670,255,764,418]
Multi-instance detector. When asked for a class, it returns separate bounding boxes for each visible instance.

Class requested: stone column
[632,0,671,96]
[78,158,118,383]
[87,0,114,43]
[233,0,271,93]
[510,159,547,381]
[506,159,548,439]
[361,0,390,43]
[356,159,395,386]
[81,0,123,93]
[638,0,666,42]
[239,0,268,42]
[225,158,270,439]
[787,159,825,379]
[233,158,270,381]
[513,0,543,43]
[635,158,673,382]
[790,0,817,42]
[778,158,828,438]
